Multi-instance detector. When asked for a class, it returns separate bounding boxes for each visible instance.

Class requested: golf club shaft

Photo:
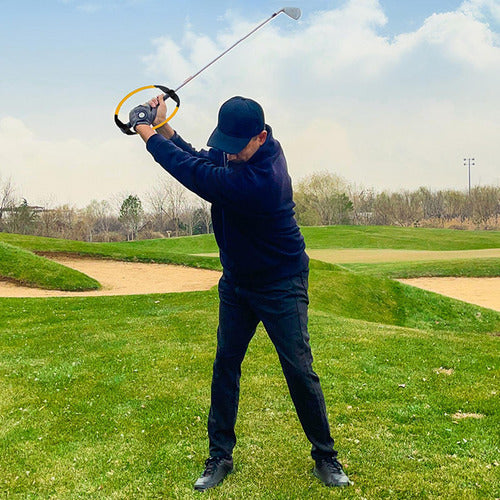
[173,10,284,93]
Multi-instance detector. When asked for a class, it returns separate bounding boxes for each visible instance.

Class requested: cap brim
[207,127,251,154]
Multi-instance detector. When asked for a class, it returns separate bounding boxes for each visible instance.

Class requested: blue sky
[1,0,468,115]
[1,0,499,206]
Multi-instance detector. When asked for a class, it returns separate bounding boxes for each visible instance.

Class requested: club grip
[156,85,181,107]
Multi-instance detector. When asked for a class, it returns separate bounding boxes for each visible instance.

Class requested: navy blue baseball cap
[207,96,265,154]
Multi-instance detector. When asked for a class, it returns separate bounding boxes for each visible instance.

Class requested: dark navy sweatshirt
[146,125,309,286]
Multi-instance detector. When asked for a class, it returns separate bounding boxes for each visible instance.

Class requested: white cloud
[3,0,500,207]
[138,0,499,189]
[0,117,164,207]
[460,0,500,24]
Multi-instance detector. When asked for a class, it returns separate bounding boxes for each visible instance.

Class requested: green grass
[0,290,498,499]
[344,257,500,278]
[301,225,500,250]
[2,225,499,260]
[308,261,499,333]
[0,242,100,291]
[0,227,499,498]
[0,233,221,271]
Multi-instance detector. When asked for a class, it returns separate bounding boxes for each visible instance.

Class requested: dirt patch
[452,412,484,420]
[0,256,222,298]
[435,367,455,376]
[398,277,500,311]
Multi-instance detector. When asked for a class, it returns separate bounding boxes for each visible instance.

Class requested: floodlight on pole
[463,157,475,195]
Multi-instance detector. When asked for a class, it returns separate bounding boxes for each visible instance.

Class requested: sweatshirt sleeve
[146,133,267,208]
[170,131,210,160]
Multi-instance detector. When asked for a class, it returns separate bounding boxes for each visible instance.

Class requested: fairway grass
[301,225,500,250]
[1,225,500,258]
[0,292,498,499]
[1,227,499,498]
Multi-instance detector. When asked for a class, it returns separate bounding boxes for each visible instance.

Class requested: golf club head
[281,7,301,20]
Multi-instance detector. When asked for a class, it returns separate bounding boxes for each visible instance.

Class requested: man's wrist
[157,123,175,140]
[136,124,156,143]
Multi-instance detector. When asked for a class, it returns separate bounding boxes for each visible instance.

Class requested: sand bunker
[0,254,498,309]
[0,256,222,298]
[398,277,500,311]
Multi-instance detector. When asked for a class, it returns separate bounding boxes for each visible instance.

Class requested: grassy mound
[0,233,221,270]
[309,260,499,333]
[0,242,100,291]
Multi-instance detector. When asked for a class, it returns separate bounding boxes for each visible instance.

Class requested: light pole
[463,158,475,195]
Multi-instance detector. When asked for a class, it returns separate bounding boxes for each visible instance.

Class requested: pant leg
[208,275,260,458]
[245,270,337,461]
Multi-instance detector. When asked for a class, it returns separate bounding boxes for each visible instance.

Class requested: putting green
[196,248,500,263]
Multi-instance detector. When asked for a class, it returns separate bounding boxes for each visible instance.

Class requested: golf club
[115,6,301,134]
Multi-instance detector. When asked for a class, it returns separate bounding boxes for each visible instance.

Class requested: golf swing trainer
[118,5,352,491]
[114,7,301,135]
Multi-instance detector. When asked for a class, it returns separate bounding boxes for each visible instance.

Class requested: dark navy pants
[207,269,337,461]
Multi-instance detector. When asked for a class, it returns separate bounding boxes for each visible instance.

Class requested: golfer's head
[207,96,267,161]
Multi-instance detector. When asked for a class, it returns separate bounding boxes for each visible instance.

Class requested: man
[131,95,351,490]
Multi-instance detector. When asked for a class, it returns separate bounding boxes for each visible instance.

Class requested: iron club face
[174,6,302,93]
[281,7,301,20]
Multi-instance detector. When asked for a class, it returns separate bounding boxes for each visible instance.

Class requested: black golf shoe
[194,456,233,491]
[313,457,352,487]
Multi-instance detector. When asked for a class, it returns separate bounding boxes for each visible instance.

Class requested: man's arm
[145,133,266,209]
[137,95,212,161]
[136,124,156,143]
[131,97,262,208]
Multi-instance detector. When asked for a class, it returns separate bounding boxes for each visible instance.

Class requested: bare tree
[347,184,375,225]
[85,200,113,241]
[0,175,16,222]
[197,198,212,234]
[180,207,196,236]
[148,177,188,237]
[442,190,468,222]
[470,186,500,227]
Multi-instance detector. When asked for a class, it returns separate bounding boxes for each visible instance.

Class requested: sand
[0,253,498,311]
[398,277,500,311]
[0,256,222,298]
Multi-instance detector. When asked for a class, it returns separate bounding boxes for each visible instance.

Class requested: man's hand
[148,95,175,139]
[148,95,167,126]
[129,104,157,130]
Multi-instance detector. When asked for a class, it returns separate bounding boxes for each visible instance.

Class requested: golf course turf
[0,226,498,498]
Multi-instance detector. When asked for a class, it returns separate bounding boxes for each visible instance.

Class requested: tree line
[294,173,499,230]
[0,175,212,241]
[1,172,498,242]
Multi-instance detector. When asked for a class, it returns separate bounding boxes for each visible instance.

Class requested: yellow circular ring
[114,85,179,131]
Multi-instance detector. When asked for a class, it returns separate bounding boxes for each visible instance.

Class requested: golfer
[131,95,351,490]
